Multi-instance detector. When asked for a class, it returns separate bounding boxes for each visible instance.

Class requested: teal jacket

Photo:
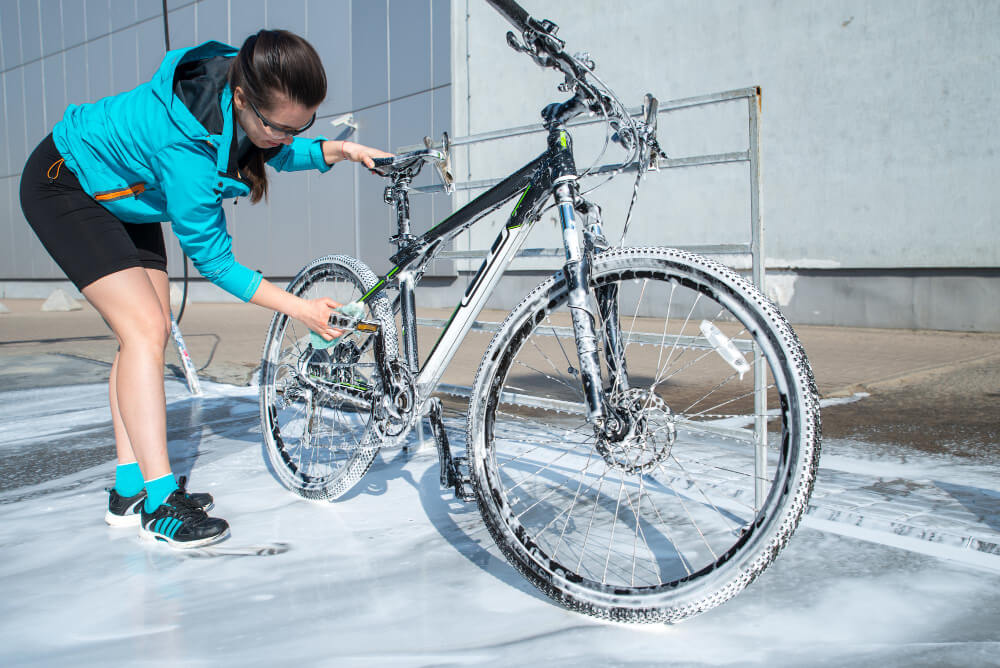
[52,41,332,301]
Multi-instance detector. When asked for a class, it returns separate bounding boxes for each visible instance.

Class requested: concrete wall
[444,0,999,330]
[0,0,451,291]
[2,0,998,331]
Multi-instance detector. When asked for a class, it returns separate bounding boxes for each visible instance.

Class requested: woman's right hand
[298,296,344,341]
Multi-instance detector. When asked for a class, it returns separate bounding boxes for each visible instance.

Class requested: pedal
[449,456,476,502]
[428,398,475,502]
[327,312,380,334]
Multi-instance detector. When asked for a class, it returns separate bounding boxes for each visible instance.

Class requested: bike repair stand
[427,398,474,501]
[170,314,202,396]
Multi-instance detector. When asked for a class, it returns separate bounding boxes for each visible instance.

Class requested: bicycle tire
[467,247,821,622]
[259,255,397,500]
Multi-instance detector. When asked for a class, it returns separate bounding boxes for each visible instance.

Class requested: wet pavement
[0,371,998,666]
[1,299,999,665]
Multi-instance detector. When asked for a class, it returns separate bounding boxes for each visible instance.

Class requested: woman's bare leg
[107,269,171,467]
[83,267,171,481]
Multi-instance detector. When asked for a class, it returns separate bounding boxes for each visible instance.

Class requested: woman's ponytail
[228,30,327,203]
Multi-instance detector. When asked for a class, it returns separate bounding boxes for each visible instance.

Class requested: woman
[19,30,389,549]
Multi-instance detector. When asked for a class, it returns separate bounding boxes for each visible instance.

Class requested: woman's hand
[297,296,344,341]
[328,140,393,169]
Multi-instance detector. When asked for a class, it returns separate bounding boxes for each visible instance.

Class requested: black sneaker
[105,488,147,527]
[139,489,230,549]
[177,476,215,512]
[105,478,214,528]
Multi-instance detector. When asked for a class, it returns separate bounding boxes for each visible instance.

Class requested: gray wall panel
[164,222,184,280]
[266,170,310,275]
[1,1,22,69]
[307,164,356,262]
[388,0,430,99]
[40,0,65,56]
[1,0,453,298]
[1,178,13,275]
[195,0,229,44]
[351,0,387,111]
[0,73,9,176]
[110,0,138,31]
[354,103,392,274]
[431,0,448,88]
[85,36,112,102]
[110,27,139,95]
[137,0,162,22]
[18,0,41,63]
[266,0,305,34]
[227,194,270,281]
[60,0,87,49]
[42,53,66,136]
[1,178,10,273]
[168,3,196,48]
[229,0,266,48]
[63,43,88,115]
[4,69,28,176]
[307,0,350,118]
[137,16,166,78]
[84,0,111,42]
[8,178,33,277]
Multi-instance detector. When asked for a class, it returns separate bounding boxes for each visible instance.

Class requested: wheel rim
[261,265,379,491]
[475,254,814,615]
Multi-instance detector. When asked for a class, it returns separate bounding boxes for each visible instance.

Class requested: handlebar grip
[371,157,394,167]
[486,0,531,33]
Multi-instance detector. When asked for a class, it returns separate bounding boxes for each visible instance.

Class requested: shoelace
[163,490,208,522]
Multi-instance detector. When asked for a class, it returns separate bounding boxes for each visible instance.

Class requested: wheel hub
[596,388,677,474]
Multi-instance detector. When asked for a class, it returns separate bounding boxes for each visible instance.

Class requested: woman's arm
[322,140,392,169]
[249,277,343,341]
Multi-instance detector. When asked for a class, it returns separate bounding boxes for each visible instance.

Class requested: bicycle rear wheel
[259,255,397,500]
[467,247,821,622]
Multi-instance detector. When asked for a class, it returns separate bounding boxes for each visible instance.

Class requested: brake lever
[506,31,531,55]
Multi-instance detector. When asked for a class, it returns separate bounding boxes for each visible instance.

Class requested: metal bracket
[427,398,475,502]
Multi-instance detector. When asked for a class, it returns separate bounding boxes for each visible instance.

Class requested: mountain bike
[258,0,821,623]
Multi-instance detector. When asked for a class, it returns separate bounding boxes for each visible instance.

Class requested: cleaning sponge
[309,301,366,350]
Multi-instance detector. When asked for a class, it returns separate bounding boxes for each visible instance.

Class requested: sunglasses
[247,98,316,138]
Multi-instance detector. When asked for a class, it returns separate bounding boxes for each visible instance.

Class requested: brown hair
[228,30,327,203]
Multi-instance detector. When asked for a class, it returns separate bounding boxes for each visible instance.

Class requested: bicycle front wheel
[467,247,821,623]
[259,255,397,500]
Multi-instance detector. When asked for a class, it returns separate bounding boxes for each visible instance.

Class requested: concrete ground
[2,296,1000,666]
[1,296,997,461]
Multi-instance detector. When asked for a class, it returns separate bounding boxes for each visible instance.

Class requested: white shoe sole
[105,510,142,527]
[139,524,230,549]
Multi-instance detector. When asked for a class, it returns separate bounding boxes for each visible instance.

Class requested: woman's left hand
[339,141,393,169]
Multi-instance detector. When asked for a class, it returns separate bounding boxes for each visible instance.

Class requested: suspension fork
[555,180,605,421]
[580,201,630,393]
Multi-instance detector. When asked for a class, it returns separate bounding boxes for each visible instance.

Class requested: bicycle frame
[356,122,609,421]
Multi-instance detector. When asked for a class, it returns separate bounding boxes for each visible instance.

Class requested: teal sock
[115,462,145,497]
[144,474,179,513]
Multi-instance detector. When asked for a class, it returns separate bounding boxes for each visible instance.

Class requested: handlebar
[484,1,665,172]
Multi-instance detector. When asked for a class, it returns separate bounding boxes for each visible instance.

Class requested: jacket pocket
[93,182,147,202]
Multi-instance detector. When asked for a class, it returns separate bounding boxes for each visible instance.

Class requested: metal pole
[749,87,767,509]
[171,315,202,396]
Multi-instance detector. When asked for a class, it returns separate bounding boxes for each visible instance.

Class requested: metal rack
[406,86,769,504]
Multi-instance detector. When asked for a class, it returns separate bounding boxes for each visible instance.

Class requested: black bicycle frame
[356,124,592,412]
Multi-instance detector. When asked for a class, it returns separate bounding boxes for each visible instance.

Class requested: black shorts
[19,133,167,291]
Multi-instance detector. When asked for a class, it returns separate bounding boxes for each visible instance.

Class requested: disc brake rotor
[597,388,677,474]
